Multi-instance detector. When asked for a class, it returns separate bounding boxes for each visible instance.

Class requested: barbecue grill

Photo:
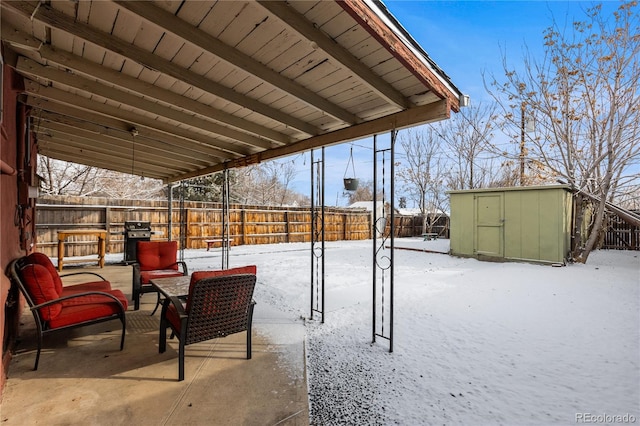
[124,221,151,263]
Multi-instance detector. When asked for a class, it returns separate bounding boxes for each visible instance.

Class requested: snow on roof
[348,201,384,211]
[396,208,447,216]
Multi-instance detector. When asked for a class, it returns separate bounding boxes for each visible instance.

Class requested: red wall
[1,63,37,396]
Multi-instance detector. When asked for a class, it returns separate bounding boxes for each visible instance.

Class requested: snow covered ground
[114,238,640,425]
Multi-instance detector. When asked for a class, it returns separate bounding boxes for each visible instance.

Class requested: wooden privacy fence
[602,210,640,250]
[391,214,450,238]
[35,196,373,259]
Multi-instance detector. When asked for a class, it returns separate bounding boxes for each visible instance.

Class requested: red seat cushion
[137,241,179,271]
[20,264,62,320]
[49,289,128,328]
[61,281,112,296]
[165,303,184,332]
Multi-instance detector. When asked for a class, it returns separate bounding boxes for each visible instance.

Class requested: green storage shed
[448,185,573,264]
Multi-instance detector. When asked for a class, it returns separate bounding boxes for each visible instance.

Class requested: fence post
[343,213,348,240]
[105,206,111,253]
[241,209,247,245]
[185,208,191,248]
[285,210,290,243]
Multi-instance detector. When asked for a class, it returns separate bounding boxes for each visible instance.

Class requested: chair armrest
[166,296,188,320]
[132,262,141,287]
[60,271,108,281]
[30,291,126,312]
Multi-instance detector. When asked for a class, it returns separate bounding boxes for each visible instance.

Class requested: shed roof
[448,185,572,195]
[1,0,464,183]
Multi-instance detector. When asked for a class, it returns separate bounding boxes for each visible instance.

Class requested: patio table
[150,275,191,299]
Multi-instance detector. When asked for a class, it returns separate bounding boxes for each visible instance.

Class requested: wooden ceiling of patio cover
[1,0,464,183]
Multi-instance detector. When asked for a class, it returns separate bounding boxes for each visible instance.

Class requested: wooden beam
[114,0,359,126]
[2,21,290,145]
[3,1,320,136]
[38,45,290,145]
[29,107,230,161]
[0,19,42,50]
[37,132,189,174]
[24,80,252,157]
[337,0,461,112]
[37,136,175,179]
[34,121,211,169]
[17,57,275,150]
[35,112,220,165]
[171,99,450,182]
[257,1,410,110]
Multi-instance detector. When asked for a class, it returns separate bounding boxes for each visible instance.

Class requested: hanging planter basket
[343,178,359,191]
[343,146,359,191]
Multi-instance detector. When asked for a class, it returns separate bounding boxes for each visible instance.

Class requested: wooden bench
[204,238,233,251]
[421,233,438,241]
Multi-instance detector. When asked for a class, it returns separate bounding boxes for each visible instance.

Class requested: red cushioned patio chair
[132,240,188,313]
[8,253,128,370]
[159,265,257,381]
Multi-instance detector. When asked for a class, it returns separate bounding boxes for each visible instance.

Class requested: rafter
[17,57,275,150]
[2,22,291,145]
[24,81,253,157]
[36,47,291,145]
[113,0,359,126]
[3,1,320,136]
[35,108,235,161]
[34,112,222,165]
[26,100,233,161]
[256,1,410,110]
[34,120,210,169]
[37,136,178,179]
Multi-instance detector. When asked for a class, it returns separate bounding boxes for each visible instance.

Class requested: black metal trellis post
[310,148,325,323]
[221,169,231,270]
[178,181,186,263]
[372,131,395,352]
[167,183,173,242]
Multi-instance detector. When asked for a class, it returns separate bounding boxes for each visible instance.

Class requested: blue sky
[284,1,623,205]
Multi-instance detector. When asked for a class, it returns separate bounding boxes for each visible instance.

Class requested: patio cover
[1,0,465,183]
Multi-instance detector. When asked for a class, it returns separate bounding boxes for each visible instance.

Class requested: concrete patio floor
[0,263,309,425]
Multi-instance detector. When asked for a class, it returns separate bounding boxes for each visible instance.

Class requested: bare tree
[396,128,448,233]
[39,156,171,199]
[232,160,309,206]
[487,1,640,262]
[437,103,509,190]
[346,179,374,204]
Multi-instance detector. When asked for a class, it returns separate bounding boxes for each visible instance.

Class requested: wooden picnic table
[204,238,233,251]
[57,229,107,271]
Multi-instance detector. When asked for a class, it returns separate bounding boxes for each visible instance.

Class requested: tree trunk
[574,197,608,263]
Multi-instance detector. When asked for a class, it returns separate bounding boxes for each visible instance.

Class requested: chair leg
[133,287,140,311]
[159,318,167,353]
[247,326,252,360]
[150,292,161,316]
[247,304,255,360]
[33,333,42,371]
[178,340,185,381]
[119,314,126,350]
